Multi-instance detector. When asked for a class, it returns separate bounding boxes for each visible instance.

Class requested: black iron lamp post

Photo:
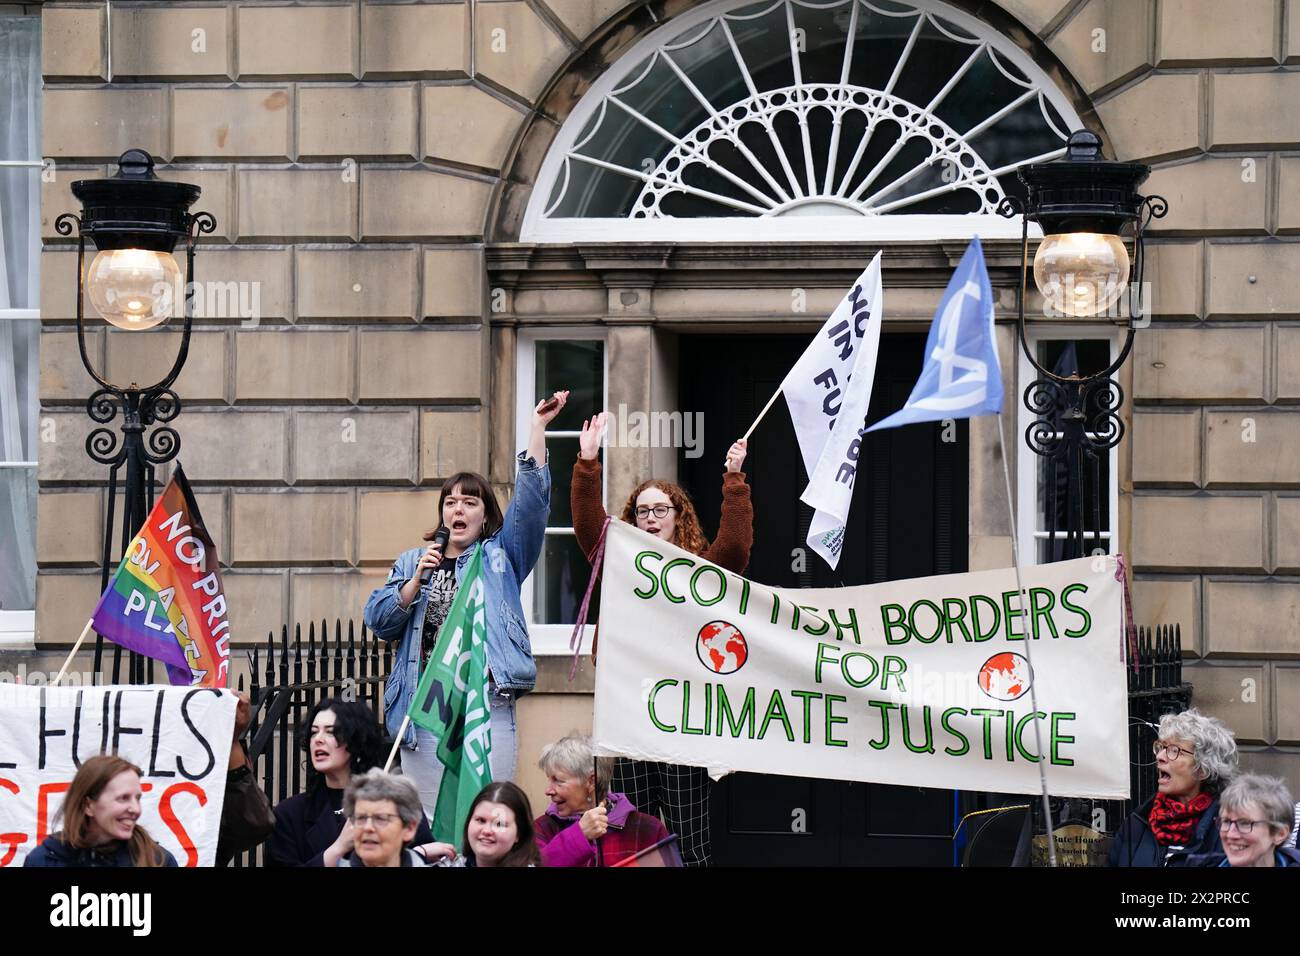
[55,149,215,684]
[998,130,1167,563]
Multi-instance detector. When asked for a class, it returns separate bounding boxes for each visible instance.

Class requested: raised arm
[704,438,753,574]
[498,391,567,575]
[572,413,611,561]
[527,390,569,465]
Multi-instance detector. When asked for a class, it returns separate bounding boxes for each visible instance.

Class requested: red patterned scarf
[1148,792,1212,847]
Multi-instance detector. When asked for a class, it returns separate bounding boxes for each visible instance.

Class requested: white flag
[780,253,885,569]
[780,252,883,475]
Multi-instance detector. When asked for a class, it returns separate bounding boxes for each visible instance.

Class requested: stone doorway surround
[484,239,1130,575]
[480,0,1115,574]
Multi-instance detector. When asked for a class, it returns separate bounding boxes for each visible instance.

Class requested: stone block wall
[35,0,623,650]
[32,0,1300,781]
[1026,0,1300,778]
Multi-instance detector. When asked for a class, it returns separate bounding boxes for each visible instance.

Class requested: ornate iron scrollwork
[1023,379,1067,457]
[1023,375,1127,459]
[996,195,1024,219]
[54,212,81,237]
[85,389,125,465]
[141,387,181,426]
[191,210,217,237]
[85,427,124,466]
[86,388,120,424]
[143,426,181,464]
[1022,373,1125,561]
[81,386,184,467]
[1080,377,1125,451]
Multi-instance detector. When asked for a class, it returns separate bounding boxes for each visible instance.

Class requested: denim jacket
[364,451,550,748]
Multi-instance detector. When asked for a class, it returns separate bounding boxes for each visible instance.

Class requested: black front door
[680,332,969,865]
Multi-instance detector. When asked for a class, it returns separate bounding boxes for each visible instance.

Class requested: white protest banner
[592,521,1129,799]
[0,685,237,866]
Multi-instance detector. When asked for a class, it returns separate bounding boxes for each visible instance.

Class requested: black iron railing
[230,619,392,867]
[1025,623,1190,864]
[1125,623,1191,811]
[974,623,1190,866]
[228,619,1187,867]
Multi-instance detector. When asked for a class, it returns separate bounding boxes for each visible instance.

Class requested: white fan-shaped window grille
[523,0,1083,242]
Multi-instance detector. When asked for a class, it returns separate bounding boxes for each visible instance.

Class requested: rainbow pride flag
[90,464,231,687]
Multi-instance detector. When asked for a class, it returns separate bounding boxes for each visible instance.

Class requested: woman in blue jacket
[364,391,566,820]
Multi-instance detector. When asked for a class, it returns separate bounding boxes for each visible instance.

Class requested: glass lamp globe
[85,247,181,330]
[1033,232,1130,318]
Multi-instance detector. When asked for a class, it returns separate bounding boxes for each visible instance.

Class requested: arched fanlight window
[523,0,1084,242]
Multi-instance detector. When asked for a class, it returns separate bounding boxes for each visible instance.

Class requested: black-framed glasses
[1152,741,1194,761]
[635,504,676,520]
[1218,816,1263,835]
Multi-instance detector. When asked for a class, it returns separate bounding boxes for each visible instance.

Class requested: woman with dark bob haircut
[365,393,567,822]
[265,698,450,866]
[437,781,541,867]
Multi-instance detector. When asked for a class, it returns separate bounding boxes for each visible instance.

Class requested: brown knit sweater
[570,457,754,660]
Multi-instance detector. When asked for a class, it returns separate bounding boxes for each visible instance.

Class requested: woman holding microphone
[364,391,568,821]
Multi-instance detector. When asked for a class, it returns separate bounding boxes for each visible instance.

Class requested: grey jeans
[400,683,518,824]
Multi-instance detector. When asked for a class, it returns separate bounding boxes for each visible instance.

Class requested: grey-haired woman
[337,770,446,868]
[1187,774,1300,868]
[1109,708,1239,867]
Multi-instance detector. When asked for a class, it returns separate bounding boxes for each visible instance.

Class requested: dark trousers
[611,757,712,866]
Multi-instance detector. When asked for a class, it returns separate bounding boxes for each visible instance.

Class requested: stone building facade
[12,0,1300,828]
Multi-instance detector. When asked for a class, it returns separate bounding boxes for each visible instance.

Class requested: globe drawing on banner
[696,620,748,675]
[978,652,1033,701]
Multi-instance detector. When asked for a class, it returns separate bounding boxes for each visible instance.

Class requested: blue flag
[867,237,1002,432]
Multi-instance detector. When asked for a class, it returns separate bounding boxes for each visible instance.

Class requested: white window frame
[1016,324,1122,567]
[522,0,1082,243]
[0,12,43,647]
[515,327,609,656]
[0,149,42,646]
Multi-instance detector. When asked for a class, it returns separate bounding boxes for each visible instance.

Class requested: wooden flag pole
[383,714,410,773]
[722,384,783,468]
[741,384,783,441]
[53,619,96,687]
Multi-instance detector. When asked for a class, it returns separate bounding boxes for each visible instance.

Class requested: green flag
[406,544,492,844]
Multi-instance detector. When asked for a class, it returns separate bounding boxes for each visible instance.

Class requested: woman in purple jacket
[534,734,676,868]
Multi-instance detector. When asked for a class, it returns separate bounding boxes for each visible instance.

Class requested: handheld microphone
[421,525,450,585]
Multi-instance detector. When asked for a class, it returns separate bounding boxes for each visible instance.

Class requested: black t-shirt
[420,557,459,667]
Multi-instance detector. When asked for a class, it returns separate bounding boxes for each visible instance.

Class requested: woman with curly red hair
[571,411,753,866]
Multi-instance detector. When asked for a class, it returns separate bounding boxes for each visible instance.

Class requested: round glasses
[1152,741,1194,761]
[635,504,676,520]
